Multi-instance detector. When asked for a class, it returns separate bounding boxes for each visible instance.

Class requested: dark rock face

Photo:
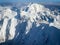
[0,23,60,45]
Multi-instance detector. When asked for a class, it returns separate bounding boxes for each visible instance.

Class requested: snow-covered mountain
[20,3,60,33]
[0,3,60,45]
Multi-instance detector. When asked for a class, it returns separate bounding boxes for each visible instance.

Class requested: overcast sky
[0,0,60,3]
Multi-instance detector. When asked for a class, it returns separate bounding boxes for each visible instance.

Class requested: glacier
[0,3,60,45]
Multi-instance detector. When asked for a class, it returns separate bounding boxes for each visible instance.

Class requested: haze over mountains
[0,2,60,6]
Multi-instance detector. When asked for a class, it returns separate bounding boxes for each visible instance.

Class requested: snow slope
[0,6,17,42]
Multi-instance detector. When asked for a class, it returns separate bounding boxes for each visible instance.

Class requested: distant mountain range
[0,2,60,7]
